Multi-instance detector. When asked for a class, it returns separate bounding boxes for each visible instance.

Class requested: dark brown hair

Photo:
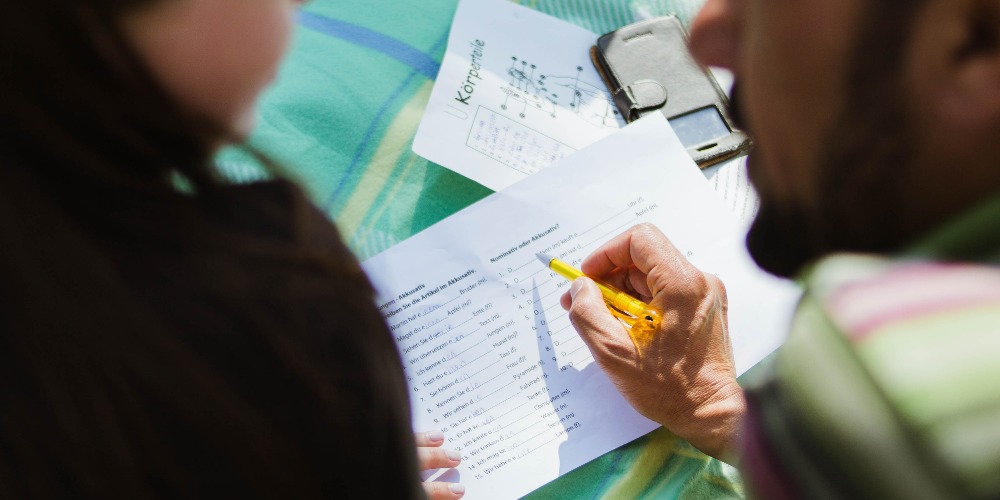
[0,1,420,497]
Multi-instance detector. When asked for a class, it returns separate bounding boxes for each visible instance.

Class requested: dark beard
[739,2,925,278]
[725,88,819,278]
[745,188,817,279]
[742,88,913,278]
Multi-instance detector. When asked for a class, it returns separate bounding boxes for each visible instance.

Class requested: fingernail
[446,449,462,462]
[426,431,444,443]
[570,278,587,299]
[449,483,466,495]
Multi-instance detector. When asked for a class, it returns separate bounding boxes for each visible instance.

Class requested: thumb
[569,277,602,308]
[568,278,623,346]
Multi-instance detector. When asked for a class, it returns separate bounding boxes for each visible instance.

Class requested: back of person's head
[0,1,421,497]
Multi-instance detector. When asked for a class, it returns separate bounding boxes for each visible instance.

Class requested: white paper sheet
[412,0,625,191]
[364,115,800,499]
[704,156,761,227]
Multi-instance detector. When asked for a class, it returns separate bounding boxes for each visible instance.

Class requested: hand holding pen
[537,252,661,348]
[554,224,745,461]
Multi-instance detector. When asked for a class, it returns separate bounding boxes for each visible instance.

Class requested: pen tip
[536,252,553,265]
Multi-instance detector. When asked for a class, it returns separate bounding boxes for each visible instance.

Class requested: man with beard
[562,0,1000,497]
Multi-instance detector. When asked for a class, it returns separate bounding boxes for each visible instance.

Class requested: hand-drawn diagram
[412,0,629,190]
[467,107,577,176]
[501,57,620,129]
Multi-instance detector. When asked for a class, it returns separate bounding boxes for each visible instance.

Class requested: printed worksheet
[365,115,800,499]
[412,0,625,191]
[705,156,760,226]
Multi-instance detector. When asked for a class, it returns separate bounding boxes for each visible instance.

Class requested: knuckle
[676,267,711,296]
[634,222,670,240]
[633,222,658,234]
[663,269,730,316]
[431,448,451,466]
[706,273,727,295]
[414,431,430,446]
[631,222,663,243]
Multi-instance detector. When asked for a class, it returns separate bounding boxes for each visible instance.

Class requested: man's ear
[932,0,1000,127]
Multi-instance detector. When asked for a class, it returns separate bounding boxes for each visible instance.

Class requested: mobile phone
[591,16,751,167]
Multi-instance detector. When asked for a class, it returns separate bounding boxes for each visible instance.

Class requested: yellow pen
[537,253,661,335]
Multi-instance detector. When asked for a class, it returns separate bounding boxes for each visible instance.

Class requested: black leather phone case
[591,16,751,167]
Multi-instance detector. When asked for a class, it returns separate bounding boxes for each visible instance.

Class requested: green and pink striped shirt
[741,194,1000,499]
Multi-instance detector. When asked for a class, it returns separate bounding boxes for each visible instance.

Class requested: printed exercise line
[454,335,489,357]
[512,427,553,451]
[485,395,529,417]
[513,265,550,288]
[467,358,504,378]
[582,219,636,252]
[525,435,565,458]
[508,419,546,441]
[576,205,633,237]
[476,378,517,403]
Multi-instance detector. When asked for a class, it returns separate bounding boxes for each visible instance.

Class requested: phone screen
[668,106,732,149]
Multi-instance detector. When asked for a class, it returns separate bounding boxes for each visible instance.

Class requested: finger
[417,446,462,470]
[581,224,680,277]
[592,225,716,306]
[567,278,637,363]
[609,267,654,302]
[580,224,689,299]
[560,289,572,311]
[414,431,445,448]
[423,481,466,499]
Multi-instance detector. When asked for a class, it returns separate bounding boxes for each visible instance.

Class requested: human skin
[121,1,464,497]
[560,223,742,460]
[123,0,302,137]
[564,0,1000,460]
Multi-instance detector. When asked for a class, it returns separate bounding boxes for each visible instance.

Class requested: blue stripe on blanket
[297,11,441,80]
[322,28,451,208]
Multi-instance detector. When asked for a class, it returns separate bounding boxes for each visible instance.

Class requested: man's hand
[560,224,745,460]
[415,431,465,499]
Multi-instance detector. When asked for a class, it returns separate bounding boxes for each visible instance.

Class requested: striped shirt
[740,194,1000,499]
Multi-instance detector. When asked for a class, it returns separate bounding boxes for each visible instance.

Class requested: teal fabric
[223,1,745,497]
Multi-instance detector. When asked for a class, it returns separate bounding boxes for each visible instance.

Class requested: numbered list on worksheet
[379,210,659,483]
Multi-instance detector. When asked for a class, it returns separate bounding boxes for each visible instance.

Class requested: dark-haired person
[564,0,1000,497]
[0,0,462,498]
